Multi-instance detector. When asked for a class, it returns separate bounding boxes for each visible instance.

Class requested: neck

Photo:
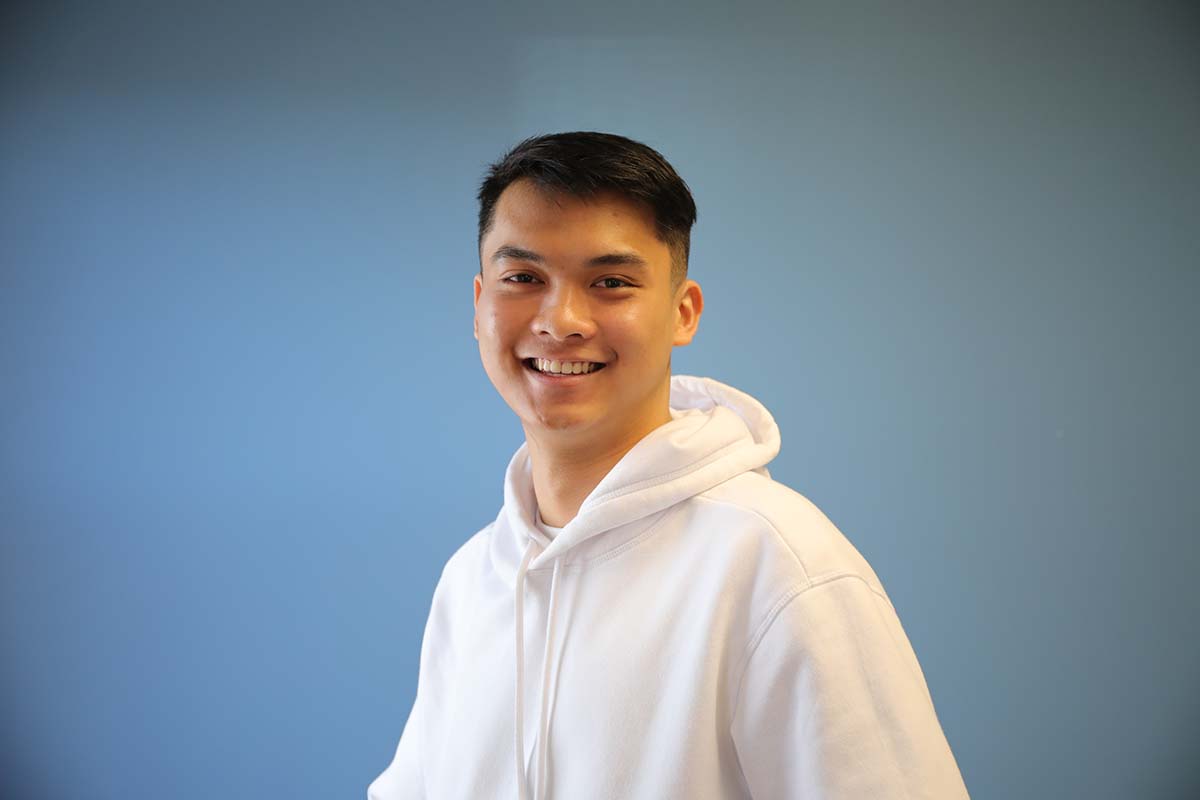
[523,392,673,529]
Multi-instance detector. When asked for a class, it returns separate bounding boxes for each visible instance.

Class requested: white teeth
[533,359,602,374]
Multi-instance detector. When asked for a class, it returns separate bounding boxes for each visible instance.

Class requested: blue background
[2,1,1197,798]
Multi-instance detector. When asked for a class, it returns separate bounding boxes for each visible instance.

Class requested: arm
[368,572,449,800]
[731,575,969,799]
[367,692,424,800]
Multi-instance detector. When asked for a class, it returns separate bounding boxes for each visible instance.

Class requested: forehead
[486,179,664,256]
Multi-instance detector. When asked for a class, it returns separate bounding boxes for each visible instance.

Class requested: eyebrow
[490,245,648,269]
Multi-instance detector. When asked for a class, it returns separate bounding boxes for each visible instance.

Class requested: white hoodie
[369,375,969,799]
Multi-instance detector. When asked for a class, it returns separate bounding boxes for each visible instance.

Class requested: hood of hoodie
[492,373,782,581]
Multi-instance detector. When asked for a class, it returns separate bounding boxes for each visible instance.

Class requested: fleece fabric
[368,374,970,800]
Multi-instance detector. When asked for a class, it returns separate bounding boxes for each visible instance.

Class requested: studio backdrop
[2,1,1197,798]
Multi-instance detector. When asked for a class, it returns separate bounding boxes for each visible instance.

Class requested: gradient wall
[2,2,1197,798]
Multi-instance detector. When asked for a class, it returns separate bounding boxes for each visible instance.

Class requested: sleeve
[368,570,449,800]
[367,691,424,800]
[730,575,970,800]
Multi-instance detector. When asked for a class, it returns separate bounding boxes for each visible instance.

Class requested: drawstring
[514,544,534,800]
[537,558,562,796]
[514,540,562,800]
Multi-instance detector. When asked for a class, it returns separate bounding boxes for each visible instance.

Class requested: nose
[533,283,597,340]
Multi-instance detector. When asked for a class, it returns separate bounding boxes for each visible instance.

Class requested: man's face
[473,178,702,445]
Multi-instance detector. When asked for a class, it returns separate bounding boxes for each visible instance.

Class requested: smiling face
[473,178,703,449]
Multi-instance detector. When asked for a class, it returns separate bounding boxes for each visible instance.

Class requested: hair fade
[477,131,697,289]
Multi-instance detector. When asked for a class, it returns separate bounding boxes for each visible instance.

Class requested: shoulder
[693,471,888,600]
[418,521,499,637]
[436,521,495,586]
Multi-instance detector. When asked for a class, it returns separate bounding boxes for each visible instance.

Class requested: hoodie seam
[727,575,913,800]
[728,572,894,726]
[692,494,895,612]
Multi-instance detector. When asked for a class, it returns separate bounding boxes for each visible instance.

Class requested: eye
[502,273,537,284]
[597,277,633,289]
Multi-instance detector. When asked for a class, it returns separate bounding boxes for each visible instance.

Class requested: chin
[522,406,599,433]
[530,409,590,429]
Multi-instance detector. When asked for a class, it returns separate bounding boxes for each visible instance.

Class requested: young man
[369,132,969,799]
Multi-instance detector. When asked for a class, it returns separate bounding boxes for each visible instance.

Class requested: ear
[473,273,483,341]
[672,279,704,346]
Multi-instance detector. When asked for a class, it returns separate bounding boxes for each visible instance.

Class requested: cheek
[607,309,673,353]
[478,323,522,369]
[476,307,508,342]
[478,299,527,336]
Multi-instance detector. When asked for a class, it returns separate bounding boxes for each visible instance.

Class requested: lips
[522,358,608,377]
[524,358,607,372]
[523,357,607,366]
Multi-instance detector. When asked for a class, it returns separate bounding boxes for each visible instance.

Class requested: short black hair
[477,131,697,290]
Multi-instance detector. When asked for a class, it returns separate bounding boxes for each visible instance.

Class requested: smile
[523,358,608,379]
